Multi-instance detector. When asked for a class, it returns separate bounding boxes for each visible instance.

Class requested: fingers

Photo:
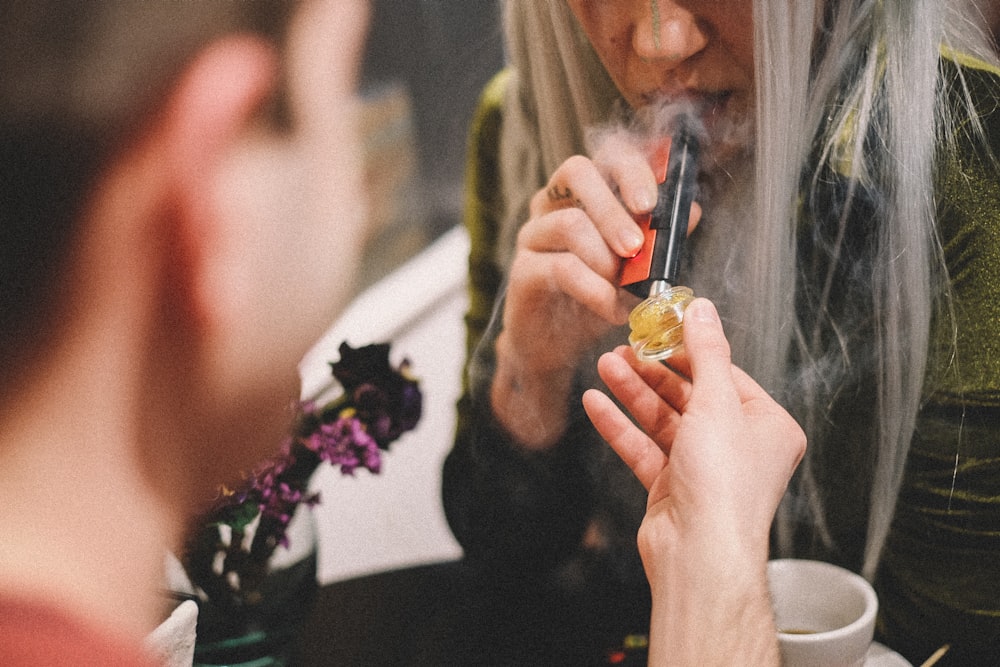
[613,345,692,411]
[679,298,738,404]
[594,350,684,449]
[582,388,665,491]
[507,249,632,325]
[592,135,704,238]
[678,298,806,472]
[592,135,659,215]
[530,155,645,258]
[688,201,703,235]
[522,149,704,296]
[660,300,773,413]
[516,206,625,282]
[528,144,704,266]
[516,190,638,326]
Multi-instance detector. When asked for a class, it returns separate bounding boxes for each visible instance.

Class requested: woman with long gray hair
[443,0,1000,663]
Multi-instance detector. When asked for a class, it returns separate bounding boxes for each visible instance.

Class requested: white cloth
[144,600,198,667]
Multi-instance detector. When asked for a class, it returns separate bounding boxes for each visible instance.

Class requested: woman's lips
[702,90,734,115]
[638,88,734,119]
[634,88,752,164]
[700,91,736,130]
[641,85,729,101]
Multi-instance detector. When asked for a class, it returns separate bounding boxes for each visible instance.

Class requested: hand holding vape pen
[621,122,700,361]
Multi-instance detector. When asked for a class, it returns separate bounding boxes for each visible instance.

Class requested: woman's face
[565,0,754,131]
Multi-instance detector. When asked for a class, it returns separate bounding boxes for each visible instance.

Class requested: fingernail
[632,188,655,213]
[619,227,644,256]
[689,298,718,323]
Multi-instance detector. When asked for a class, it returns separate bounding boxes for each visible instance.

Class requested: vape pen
[622,122,700,361]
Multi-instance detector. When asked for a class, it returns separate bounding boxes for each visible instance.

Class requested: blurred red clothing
[0,597,154,666]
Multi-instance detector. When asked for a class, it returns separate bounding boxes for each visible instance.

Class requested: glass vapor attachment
[619,123,700,361]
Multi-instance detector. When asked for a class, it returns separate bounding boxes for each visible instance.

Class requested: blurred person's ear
[159,0,371,362]
[174,0,374,397]
[66,0,372,501]
[29,35,287,502]
[125,34,286,481]
[157,35,281,333]
[72,34,280,352]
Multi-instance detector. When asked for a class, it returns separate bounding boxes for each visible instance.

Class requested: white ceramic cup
[767,558,878,667]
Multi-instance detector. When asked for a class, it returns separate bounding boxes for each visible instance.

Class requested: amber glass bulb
[628,285,694,361]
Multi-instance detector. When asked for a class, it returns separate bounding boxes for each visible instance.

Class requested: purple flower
[332,344,422,449]
[304,415,382,475]
[184,341,421,606]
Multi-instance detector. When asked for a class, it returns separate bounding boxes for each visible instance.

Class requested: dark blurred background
[356,0,504,287]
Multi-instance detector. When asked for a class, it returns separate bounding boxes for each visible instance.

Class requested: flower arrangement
[181,341,422,613]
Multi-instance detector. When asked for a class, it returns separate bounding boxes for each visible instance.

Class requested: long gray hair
[497,0,997,580]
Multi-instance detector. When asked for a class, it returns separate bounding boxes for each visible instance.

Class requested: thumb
[682,298,735,396]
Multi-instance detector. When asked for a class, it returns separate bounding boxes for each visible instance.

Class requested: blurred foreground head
[0,0,372,504]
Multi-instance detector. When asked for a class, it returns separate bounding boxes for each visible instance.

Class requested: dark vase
[188,508,319,667]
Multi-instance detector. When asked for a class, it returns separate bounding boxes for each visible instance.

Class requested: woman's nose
[632,0,708,64]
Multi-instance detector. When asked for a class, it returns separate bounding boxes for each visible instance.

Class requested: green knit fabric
[460,69,508,396]
[874,57,1000,661]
